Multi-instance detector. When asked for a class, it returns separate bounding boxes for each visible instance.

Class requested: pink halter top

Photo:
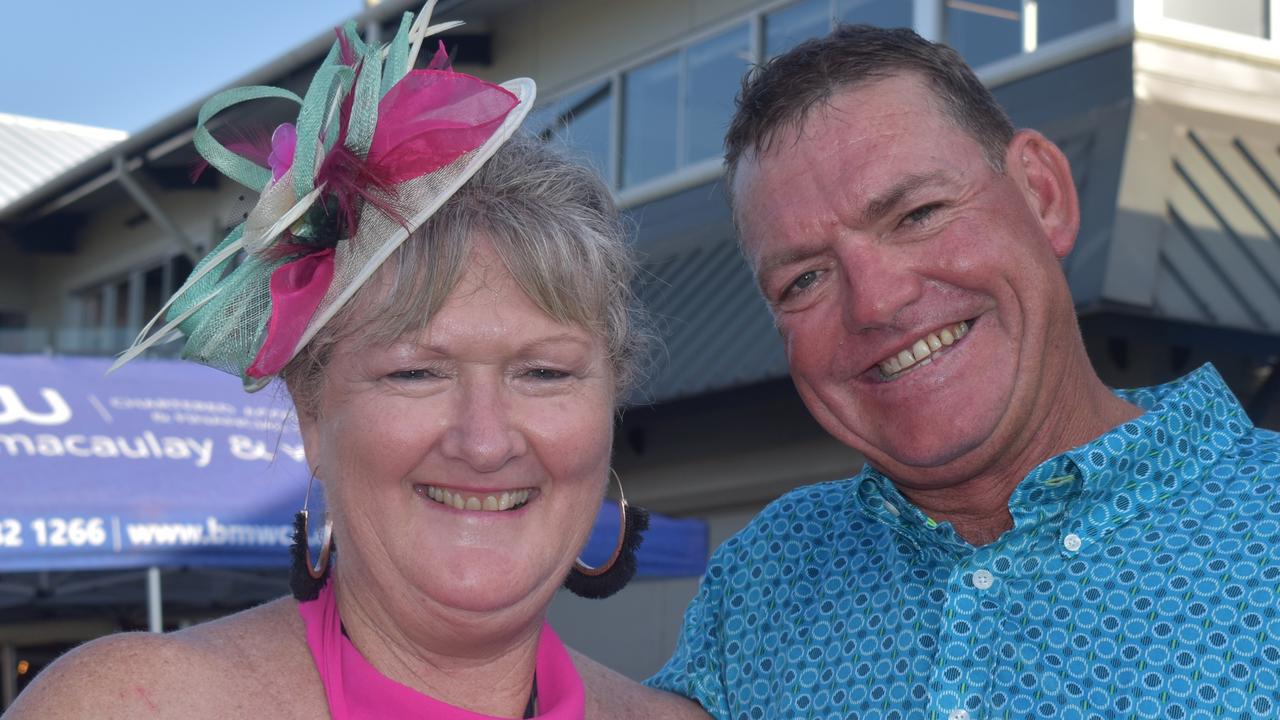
[298,582,586,719]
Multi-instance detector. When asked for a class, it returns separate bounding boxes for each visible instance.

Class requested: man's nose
[439,379,526,473]
[837,239,923,333]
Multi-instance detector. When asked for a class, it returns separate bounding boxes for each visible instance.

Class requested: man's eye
[903,203,941,225]
[784,270,820,298]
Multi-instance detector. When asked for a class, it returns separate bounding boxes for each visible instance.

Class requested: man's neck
[895,364,1143,547]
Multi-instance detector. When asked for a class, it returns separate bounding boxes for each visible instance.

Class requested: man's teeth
[878,321,969,378]
[423,486,532,512]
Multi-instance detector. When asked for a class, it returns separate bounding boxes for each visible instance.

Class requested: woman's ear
[293,396,321,458]
[1006,130,1080,259]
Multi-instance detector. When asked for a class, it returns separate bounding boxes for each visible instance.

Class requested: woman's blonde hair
[282,135,648,413]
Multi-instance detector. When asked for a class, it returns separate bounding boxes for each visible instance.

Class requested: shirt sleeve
[644,538,736,720]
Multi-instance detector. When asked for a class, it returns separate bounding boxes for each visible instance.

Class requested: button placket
[931,549,1004,720]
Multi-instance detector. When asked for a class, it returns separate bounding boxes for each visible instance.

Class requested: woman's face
[299,237,615,619]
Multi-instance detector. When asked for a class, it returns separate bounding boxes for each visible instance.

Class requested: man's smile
[876,319,972,380]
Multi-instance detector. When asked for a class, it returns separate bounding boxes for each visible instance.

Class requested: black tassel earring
[290,471,333,601]
[564,471,649,599]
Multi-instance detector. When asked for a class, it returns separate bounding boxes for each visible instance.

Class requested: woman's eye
[524,368,570,381]
[389,368,439,381]
[903,203,941,226]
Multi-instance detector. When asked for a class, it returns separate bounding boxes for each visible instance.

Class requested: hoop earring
[563,470,649,599]
[290,470,333,601]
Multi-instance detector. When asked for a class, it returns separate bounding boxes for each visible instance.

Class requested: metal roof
[0,114,125,213]
[624,180,785,406]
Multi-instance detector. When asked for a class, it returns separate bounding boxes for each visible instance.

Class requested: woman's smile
[416,484,536,512]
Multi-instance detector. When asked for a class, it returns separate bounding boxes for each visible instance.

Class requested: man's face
[734,74,1079,490]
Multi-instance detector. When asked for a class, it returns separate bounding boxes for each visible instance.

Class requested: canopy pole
[2,642,16,710]
[146,567,163,633]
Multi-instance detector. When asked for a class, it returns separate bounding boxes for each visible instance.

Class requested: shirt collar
[1061,363,1252,541]
[854,364,1253,549]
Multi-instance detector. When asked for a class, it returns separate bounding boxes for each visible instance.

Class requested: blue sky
[1,1,367,133]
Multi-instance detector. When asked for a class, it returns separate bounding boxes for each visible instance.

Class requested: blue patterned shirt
[648,365,1280,719]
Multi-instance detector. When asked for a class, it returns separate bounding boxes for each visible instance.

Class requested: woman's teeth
[422,486,532,512]
[878,320,969,379]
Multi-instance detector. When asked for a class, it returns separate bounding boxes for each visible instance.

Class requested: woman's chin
[411,556,562,616]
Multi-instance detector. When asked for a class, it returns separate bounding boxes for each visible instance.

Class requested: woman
[3,6,705,719]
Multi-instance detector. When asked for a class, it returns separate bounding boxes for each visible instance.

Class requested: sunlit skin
[297,236,616,714]
[735,74,1140,544]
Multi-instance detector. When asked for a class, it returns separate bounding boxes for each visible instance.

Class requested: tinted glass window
[532,82,614,182]
[143,265,165,322]
[686,25,750,164]
[945,0,1023,67]
[1037,0,1116,45]
[765,0,832,57]
[1164,0,1268,38]
[622,53,679,188]
[836,0,913,28]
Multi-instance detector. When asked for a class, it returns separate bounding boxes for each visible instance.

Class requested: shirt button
[949,710,970,720]
[882,500,901,517]
[972,569,995,590]
[1063,533,1083,552]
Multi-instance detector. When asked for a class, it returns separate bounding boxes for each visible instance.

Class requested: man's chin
[861,431,998,483]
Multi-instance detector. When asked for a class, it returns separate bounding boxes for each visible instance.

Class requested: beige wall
[466,0,762,97]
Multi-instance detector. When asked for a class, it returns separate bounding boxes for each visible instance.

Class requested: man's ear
[1006,130,1080,259]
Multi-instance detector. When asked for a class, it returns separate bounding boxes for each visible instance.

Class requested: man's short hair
[725,24,1015,191]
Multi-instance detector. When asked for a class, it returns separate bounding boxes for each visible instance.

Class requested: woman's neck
[333,574,544,718]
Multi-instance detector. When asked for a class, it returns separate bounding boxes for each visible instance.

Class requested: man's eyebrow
[752,173,949,287]
[859,173,942,226]
[755,248,820,288]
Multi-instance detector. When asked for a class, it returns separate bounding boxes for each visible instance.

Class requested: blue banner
[0,355,706,577]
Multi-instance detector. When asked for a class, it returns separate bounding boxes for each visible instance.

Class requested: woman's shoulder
[3,598,325,720]
[572,649,711,720]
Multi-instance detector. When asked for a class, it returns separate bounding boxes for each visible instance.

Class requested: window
[534,0,1127,199]
[1037,0,1117,45]
[622,53,680,187]
[837,0,913,28]
[1164,0,1270,38]
[945,0,1023,67]
[531,81,615,181]
[765,0,832,57]
[67,254,194,355]
[685,25,751,164]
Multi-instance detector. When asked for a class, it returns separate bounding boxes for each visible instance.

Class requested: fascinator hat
[112,1,535,390]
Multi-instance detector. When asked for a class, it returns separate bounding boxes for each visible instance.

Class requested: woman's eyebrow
[517,333,596,353]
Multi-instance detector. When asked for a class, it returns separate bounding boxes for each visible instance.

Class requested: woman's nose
[438,380,527,473]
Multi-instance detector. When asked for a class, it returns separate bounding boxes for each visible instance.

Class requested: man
[644,24,1280,720]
